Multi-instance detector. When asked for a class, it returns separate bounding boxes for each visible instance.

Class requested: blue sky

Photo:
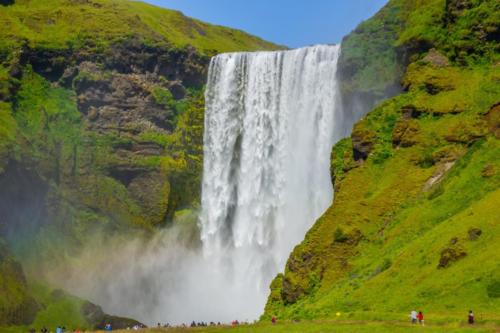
[142,0,388,48]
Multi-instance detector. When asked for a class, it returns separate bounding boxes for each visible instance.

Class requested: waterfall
[54,45,344,325]
[199,44,343,319]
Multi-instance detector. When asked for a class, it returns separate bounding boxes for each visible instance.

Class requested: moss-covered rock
[0,241,39,325]
[351,123,376,161]
[392,119,420,147]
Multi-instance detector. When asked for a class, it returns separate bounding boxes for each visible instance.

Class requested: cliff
[0,0,280,328]
[265,0,499,321]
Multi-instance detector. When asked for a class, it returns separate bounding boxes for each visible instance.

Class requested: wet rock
[96,315,146,330]
[81,301,105,326]
[107,165,150,187]
[81,301,144,330]
[169,81,187,100]
[50,289,66,300]
[127,171,170,226]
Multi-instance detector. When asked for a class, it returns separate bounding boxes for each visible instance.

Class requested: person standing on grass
[271,316,277,324]
[410,310,418,324]
[417,311,424,325]
[468,310,475,324]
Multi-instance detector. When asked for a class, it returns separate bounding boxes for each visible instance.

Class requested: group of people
[409,310,425,325]
[26,310,478,332]
[189,321,221,327]
[31,326,72,333]
[410,310,475,325]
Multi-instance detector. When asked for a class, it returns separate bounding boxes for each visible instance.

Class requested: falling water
[199,44,343,319]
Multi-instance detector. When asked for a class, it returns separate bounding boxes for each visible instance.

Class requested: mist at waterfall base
[53,45,345,325]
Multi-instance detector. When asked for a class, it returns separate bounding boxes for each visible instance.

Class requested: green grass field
[3,319,499,333]
[87,320,499,333]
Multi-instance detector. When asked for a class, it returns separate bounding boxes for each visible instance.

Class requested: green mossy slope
[0,0,279,54]
[265,0,500,323]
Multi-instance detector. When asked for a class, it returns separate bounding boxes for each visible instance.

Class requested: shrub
[486,280,500,298]
[333,227,349,243]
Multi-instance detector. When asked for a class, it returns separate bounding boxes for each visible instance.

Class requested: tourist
[271,316,276,324]
[468,310,474,324]
[410,310,417,324]
[56,326,62,333]
[417,311,424,325]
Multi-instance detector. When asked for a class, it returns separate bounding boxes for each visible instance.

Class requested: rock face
[81,301,145,330]
[0,39,206,251]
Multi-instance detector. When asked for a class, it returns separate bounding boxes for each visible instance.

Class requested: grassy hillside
[0,0,279,54]
[265,0,500,323]
[337,0,499,123]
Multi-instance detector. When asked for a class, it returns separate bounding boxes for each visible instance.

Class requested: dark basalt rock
[81,301,145,330]
[351,125,376,161]
[20,48,73,82]
[107,165,151,187]
[281,277,305,305]
[468,227,482,241]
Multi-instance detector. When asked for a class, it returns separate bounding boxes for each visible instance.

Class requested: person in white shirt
[410,310,418,324]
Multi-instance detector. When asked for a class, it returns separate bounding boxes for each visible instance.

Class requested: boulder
[392,119,420,147]
[351,124,376,161]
